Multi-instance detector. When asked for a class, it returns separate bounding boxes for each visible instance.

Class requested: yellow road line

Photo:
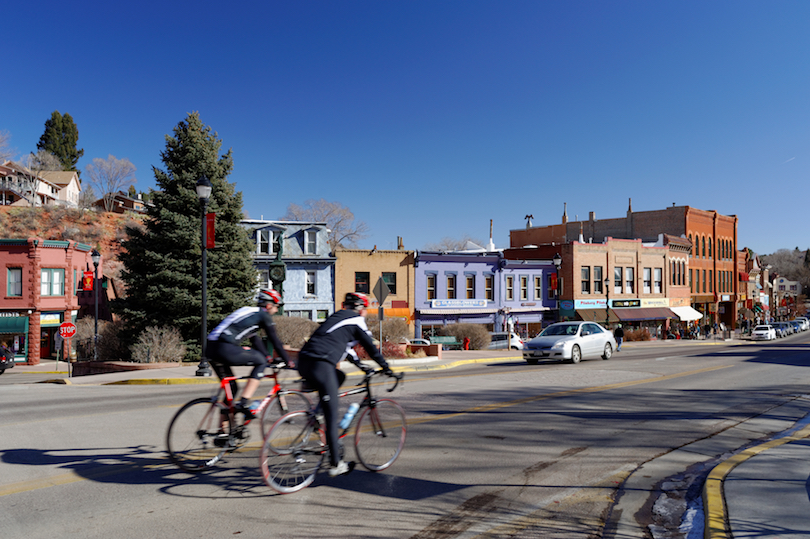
[703,422,810,539]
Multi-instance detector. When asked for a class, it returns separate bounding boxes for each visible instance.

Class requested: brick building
[334,243,416,334]
[510,201,739,328]
[0,238,105,364]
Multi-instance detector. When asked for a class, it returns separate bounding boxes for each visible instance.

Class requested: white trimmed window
[304,230,317,255]
[41,268,65,296]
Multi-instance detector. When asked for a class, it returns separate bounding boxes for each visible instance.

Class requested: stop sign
[59,322,77,339]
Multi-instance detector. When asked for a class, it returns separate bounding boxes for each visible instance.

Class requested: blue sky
[3,1,809,254]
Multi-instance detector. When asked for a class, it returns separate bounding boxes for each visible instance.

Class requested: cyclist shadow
[0,446,271,499]
[307,467,468,500]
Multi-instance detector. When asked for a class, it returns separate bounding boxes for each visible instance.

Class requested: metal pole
[196,198,212,376]
[93,261,99,361]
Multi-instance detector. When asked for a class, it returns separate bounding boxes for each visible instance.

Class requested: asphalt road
[2,335,809,538]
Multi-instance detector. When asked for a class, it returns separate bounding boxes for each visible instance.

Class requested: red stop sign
[59,322,77,339]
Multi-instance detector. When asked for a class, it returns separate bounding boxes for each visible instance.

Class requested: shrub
[436,323,491,350]
[274,315,319,349]
[354,340,408,360]
[74,317,130,360]
[130,326,186,363]
[364,317,409,344]
[625,327,652,341]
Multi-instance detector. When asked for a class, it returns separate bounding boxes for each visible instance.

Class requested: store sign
[0,312,21,317]
[431,299,487,308]
[574,299,608,308]
[612,299,641,308]
[641,298,669,307]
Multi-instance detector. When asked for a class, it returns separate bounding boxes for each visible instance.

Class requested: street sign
[59,322,77,339]
[372,277,390,304]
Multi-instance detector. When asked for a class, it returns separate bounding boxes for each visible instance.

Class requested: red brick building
[0,238,105,365]
[510,201,739,328]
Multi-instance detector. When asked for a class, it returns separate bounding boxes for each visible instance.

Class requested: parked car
[771,322,789,338]
[488,332,523,350]
[522,321,616,364]
[402,338,431,346]
[794,317,809,331]
[751,325,777,341]
[787,320,802,333]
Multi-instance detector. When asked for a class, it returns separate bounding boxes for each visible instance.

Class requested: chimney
[562,202,568,224]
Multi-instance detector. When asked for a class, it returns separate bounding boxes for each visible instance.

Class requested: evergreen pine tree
[804,248,810,270]
[37,111,84,172]
[114,112,257,359]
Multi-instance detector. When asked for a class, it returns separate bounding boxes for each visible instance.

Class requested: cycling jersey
[298,309,388,369]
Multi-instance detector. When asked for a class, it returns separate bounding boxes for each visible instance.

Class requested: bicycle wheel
[259,390,312,438]
[166,398,232,472]
[260,411,325,494]
[354,399,406,471]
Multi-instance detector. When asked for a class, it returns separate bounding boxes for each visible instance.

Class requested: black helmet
[343,292,369,310]
[257,289,283,306]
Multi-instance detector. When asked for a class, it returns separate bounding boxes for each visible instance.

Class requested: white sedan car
[522,321,616,364]
[751,325,777,341]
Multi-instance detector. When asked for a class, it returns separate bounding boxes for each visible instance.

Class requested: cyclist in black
[297,292,394,477]
[207,289,291,418]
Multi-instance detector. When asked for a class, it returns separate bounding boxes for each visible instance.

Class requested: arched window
[702,237,706,258]
[708,237,712,259]
[689,235,694,257]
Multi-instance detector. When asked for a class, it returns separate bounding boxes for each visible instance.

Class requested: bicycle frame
[212,363,302,424]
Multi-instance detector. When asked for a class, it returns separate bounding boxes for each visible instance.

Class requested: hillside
[0,206,144,280]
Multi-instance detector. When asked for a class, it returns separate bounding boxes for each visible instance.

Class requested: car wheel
[511,346,518,350]
[602,343,612,360]
[526,358,538,365]
[570,345,581,364]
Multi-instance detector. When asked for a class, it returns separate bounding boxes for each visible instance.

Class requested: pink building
[0,238,104,365]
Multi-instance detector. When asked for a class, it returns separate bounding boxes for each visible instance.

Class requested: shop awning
[753,305,763,312]
[613,307,675,321]
[0,316,28,334]
[576,308,620,323]
[670,306,704,321]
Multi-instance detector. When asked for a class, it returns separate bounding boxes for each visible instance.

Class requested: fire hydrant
[463,337,470,350]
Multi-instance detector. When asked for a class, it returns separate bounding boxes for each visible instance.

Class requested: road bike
[166,362,311,472]
[260,369,406,494]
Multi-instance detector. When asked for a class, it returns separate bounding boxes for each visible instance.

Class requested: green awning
[753,305,763,313]
[0,317,28,334]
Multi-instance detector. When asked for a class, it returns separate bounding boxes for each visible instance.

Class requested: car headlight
[550,341,566,350]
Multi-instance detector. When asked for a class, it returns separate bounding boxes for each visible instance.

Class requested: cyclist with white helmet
[207,289,291,418]
[297,292,394,477]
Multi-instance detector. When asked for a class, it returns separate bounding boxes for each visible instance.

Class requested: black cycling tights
[297,357,346,467]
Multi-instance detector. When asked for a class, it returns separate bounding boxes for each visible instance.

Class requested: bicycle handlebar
[359,368,403,392]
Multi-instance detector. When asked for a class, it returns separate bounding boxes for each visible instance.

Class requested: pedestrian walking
[614,324,624,352]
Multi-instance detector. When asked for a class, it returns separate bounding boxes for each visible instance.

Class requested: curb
[703,422,810,538]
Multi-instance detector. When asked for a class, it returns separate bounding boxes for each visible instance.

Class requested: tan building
[334,246,416,334]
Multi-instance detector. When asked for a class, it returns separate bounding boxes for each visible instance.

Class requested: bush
[130,326,186,363]
[274,315,319,349]
[354,341,408,361]
[74,316,129,360]
[625,327,652,341]
[436,323,491,350]
[364,317,409,343]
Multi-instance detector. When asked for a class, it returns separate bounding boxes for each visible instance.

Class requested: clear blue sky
[3,1,809,255]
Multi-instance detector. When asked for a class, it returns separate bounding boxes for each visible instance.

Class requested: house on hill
[0,161,81,208]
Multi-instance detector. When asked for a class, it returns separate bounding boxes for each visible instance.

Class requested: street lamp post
[196,175,213,377]
[552,253,562,322]
[91,249,100,361]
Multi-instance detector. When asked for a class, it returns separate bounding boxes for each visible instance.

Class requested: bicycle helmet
[344,292,369,310]
[257,288,283,307]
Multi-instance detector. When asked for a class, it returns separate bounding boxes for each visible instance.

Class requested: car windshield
[540,324,580,336]
[754,326,770,331]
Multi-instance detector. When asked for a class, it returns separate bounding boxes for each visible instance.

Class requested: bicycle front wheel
[260,411,325,494]
[166,398,232,472]
[354,399,406,471]
[259,390,312,438]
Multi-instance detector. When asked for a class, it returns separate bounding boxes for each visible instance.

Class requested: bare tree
[84,155,136,212]
[281,199,369,252]
[78,185,97,210]
[424,235,487,252]
[0,130,15,162]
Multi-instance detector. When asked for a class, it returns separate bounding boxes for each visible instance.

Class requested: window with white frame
[654,268,662,293]
[614,267,622,294]
[466,274,475,299]
[427,274,436,300]
[258,230,271,254]
[304,230,317,255]
[258,269,270,289]
[8,268,22,297]
[506,276,514,301]
[534,275,543,300]
[625,267,634,294]
[594,266,603,294]
[447,274,457,299]
[485,274,494,300]
[306,270,316,295]
[643,267,651,294]
[41,268,64,296]
[520,275,528,300]
[581,266,590,294]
